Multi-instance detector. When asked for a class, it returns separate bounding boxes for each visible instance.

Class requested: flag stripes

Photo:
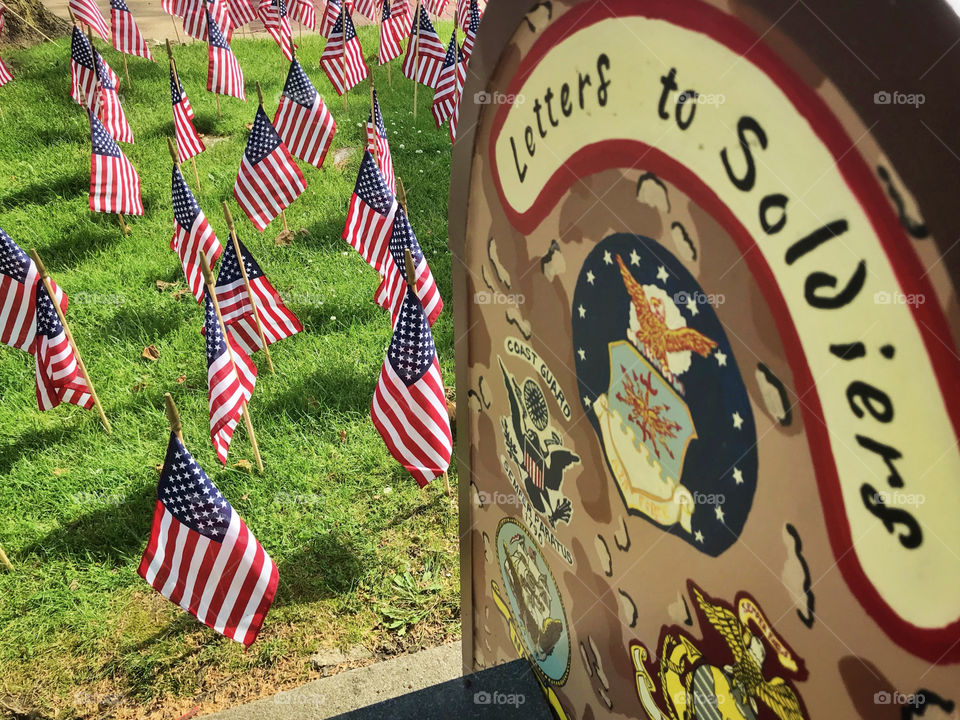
[342,151,397,273]
[171,66,205,162]
[378,0,406,65]
[33,283,94,412]
[374,205,442,326]
[71,27,99,110]
[110,0,155,60]
[88,111,143,215]
[207,8,245,99]
[70,0,110,41]
[0,229,39,352]
[319,6,368,95]
[366,89,395,195]
[273,59,337,170]
[172,165,222,303]
[401,4,446,88]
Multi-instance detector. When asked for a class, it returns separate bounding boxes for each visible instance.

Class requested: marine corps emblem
[632,583,808,720]
[572,234,758,555]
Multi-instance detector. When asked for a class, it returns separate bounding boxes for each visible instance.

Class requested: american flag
[374,205,442,326]
[259,0,294,60]
[33,282,94,412]
[0,229,40,352]
[94,47,134,144]
[207,6,245,100]
[228,0,258,26]
[172,164,222,303]
[274,58,336,170]
[204,288,257,464]
[0,58,11,88]
[401,4,446,88]
[318,0,339,36]
[171,66,205,162]
[163,0,186,17]
[319,6,368,95]
[137,432,277,647]
[378,0,406,65]
[371,286,452,487]
[342,151,397,274]
[524,450,544,490]
[234,106,306,231]
[288,0,315,29]
[431,29,461,129]
[455,0,467,31]
[185,0,234,41]
[215,237,303,354]
[89,111,143,215]
[71,26,99,110]
[353,0,376,20]
[70,0,110,41]
[448,53,466,142]
[366,90,395,194]
[425,0,448,14]
[110,0,154,60]
[461,0,478,62]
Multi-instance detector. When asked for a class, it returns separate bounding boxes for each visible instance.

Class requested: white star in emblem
[715,350,727,367]
[685,298,698,316]
[577,348,586,361]
[694,530,704,543]
[715,505,725,522]
[732,412,744,429]
[578,304,586,319]
[732,467,743,485]
[603,251,613,265]
[656,266,669,282]
[586,270,595,285]
[629,250,640,266]
[583,395,592,408]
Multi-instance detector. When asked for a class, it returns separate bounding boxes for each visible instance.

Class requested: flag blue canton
[387,290,435,385]
[416,5,436,35]
[441,29,457,67]
[71,26,95,69]
[0,229,31,284]
[371,89,387,138]
[208,8,231,48]
[388,206,425,276]
[244,107,283,164]
[90,112,122,158]
[158,433,234,541]
[282,59,317,108]
[170,66,186,105]
[205,290,228,365]
[172,166,201,229]
[217,238,263,285]
[95,50,115,90]
[381,0,391,22]
[272,0,287,17]
[468,0,479,32]
[35,284,62,338]
[110,0,130,12]
[332,6,357,40]
[354,152,394,213]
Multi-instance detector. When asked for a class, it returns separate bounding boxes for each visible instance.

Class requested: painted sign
[452,1,960,719]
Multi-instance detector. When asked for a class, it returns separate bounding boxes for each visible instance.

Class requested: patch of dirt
[2,0,71,48]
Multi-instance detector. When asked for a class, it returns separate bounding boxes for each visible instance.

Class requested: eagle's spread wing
[616,255,659,331]
[693,587,747,665]
[755,677,805,720]
[663,326,717,357]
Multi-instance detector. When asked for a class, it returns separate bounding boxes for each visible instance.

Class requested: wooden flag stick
[404,247,452,496]
[199,253,264,472]
[341,6,348,111]
[281,210,289,233]
[396,174,408,209]
[256,81,264,107]
[369,77,379,167]
[0,542,13,571]
[166,136,179,166]
[412,2,421,117]
[289,35,296,59]
[190,157,201,191]
[222,202,275,374]
[122,54,131,88]
[169,13,182,44]
[29,250,111,434]
[164,392,185,445]
[116,214,130,236]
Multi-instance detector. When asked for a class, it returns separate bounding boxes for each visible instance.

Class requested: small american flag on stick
[70,0,110,41]
[185,0,234,41]
[401,3,445,88]
[171,162,222,303]
[320,5,368,95]
[207,6,245,100]
[259,0,294,60]
[204,284,258,465]
[228,0,259,26]
[461,0,478,62]
[234,105,306,231]
[215,226,303,356]
[371,284,452,487]
[89,111,143,216]
[32,281,94,413]
[378,0,407,65]
[0,229,39,352]
[94,47,134,144]
[138,431,277,647]
[353,0,377,20]
[288,0,315,29]
[374,205,442,326]
[110,0,154,61]
[274,57,336,170]
[448,54,466,142]
[342,151,397,274]
[318,0,339,37]
[162,0,186,17]
[71,26,99,109]
[431,29,461,129]
[170,64,205,162]
[425,0,448,15]
[0,58,11,87]
[366,89,395,194]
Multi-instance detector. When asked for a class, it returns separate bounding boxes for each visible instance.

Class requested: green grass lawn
[0,25,459,719]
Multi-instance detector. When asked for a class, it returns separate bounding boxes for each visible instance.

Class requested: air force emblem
[572,234,758,555]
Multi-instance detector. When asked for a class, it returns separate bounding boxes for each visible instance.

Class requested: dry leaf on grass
[53,468,69,477]
[142,346,160,362]
[155,280,178,292]
[234,459,252,471]
[339,429,347,444]
[176,375,186,384]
